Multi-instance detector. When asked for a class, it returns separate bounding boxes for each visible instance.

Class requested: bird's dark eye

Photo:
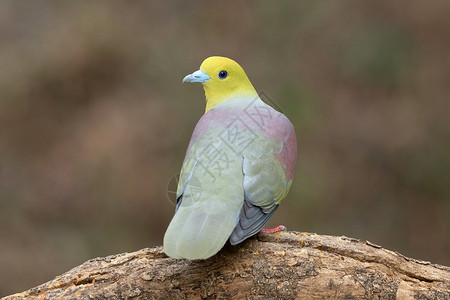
[218,70,228,79]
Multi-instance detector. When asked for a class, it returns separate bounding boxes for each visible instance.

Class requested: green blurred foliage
[0,1,449,296]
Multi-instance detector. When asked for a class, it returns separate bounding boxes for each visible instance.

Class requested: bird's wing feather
[230,101,297,244]
[164,109,245,260]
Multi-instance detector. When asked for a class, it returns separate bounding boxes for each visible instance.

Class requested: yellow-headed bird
[164,57,297,260]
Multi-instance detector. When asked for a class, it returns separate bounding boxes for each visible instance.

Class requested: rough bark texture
[3,232,449,300]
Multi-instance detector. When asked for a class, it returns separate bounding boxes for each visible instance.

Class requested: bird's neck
[203,85,258,113]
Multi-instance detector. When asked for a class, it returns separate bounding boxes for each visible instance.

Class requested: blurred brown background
[1,1,449,296]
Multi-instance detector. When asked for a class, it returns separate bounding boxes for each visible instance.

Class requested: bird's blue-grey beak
[182,69,211,83]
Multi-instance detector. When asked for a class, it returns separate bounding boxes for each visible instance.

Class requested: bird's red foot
[260,225,287,233]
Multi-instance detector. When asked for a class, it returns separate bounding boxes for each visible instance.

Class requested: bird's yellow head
[183,56,258,113]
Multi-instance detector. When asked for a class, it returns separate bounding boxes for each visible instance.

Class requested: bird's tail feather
[164,201,240,260]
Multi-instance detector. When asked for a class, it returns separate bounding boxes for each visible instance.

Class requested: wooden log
[4,232,449,299]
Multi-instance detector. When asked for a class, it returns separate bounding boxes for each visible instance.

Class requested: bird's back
[164,96,296,259]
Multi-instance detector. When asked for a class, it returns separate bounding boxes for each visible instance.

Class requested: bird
[163,56,297,260]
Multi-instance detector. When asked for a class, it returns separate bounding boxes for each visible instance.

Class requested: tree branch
[4,232,449,299]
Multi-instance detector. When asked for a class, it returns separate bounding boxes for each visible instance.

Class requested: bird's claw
[261,225,287,234]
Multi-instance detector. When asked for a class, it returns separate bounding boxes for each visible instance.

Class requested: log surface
[3,232,450,299]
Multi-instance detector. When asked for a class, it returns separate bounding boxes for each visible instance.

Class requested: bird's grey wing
[229,200,278,245]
